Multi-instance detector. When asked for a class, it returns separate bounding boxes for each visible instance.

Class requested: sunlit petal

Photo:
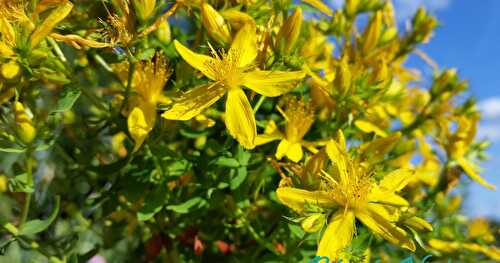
[242,70,305,97]
[225,88,256,149]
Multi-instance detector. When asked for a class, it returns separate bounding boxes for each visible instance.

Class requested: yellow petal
[229,23,257,67]
[174,40,217,80]
[369,186,409,207]
[457,157,496,190]
[302,0,334,17]
[276,187,334,213]
[404,216,433,232]
[326,139,349,184]
[428,239,459,253]
[128,107,149,152]
[301,213,326,233]
[380,169,414,192]
[30,1,74,48]
[255,133,283,146]
[275,139,291,160]
[356,205,416,251]
[242,70,305,97]
[286,142,303,163]
[225,88,256,149]
[162,83,225,120]
[317,210,355,261]
[354,120,388,137]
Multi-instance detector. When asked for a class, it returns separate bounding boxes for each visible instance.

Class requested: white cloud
[478,97,500,119]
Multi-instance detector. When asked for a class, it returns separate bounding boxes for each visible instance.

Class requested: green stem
[121,49,137,112]
[20,152,33,225]
[253,95,266,113]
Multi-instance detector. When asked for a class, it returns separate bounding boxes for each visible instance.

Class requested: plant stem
[20,153,33,224]
[253,95,266,113]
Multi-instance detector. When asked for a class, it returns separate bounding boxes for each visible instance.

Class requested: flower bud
[221,9,255,30]
[0,175,7,192]
[380,27,397,44]
[334,55,352,95]
[155,19,171,44]
[133,0,156,21]
[362,11,382,53]
[276,8,303,54]
[201,3,231,44]
[13,102,36,144]
[1,60,20,80]
[301,213,325,233]
[345,0,360,17]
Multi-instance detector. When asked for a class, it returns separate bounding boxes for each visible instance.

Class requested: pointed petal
[30,1,73,47]
[457,157,496,190]
[229,23,257,67]
[174,40,217,80]
[225,88,256,149]
[286,142,303,163]
[354,120,388,137]
[369,186,409,207]
[255,132,283,146]
[326,140,349,184]
[276,187,334,213]
[317,210,355,261]
[356,205,416,251]
[162,83,225,120]
[276,139,291,160]
[242,70,305,97]
[380,169,414,192]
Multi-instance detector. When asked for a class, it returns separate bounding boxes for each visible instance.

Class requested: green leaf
[8,173,34,193]
[19,196,60,236]
[166,197,205,214]
[137,187,168,221]
[50,86,81,114]
[288,223,305,239]
[230,167,247,190]
[236,146,251,166]
[214,157,240,168]
[0,147,25,153]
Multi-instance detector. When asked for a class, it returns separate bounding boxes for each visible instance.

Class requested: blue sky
[403,0,500,219]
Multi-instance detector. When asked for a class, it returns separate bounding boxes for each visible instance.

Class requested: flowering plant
[0,0,498,262]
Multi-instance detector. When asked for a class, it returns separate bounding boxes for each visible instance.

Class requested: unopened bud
[301,213,325,233]
[133,0,156,20]
[221,9,255,30]
[362,11,382,53]
[334,55,352,95]
[201,3,231,44]
[345,0,360,17]
[0,175,7,192]
[380,27,398,44]
[1,61,20,80]
[156,19,171,44]
[276,8,303,54]
[13,102,36,144]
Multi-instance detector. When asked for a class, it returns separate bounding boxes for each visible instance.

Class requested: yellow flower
[468,218,495,243]
[127,57,170,152]
[162,24,305,149]
[255,97,315,162]
[429,239,500,261]
[448,115,495,189]
[276,131,420,260]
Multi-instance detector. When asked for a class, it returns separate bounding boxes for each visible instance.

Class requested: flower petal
[276,187,334,213]
[229,23,257,67]
[356,205,416,251]
[162,83,225,120]
[317,210,355,261]
[369,186,409,207]
[225,88,256,149]
[255,132,283,146]
[380,168,414,192]
[242,70,305,97]
[457,157,496,190]
[174,40,217,80]
[275,139,291,160]
[286,142,303,163]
